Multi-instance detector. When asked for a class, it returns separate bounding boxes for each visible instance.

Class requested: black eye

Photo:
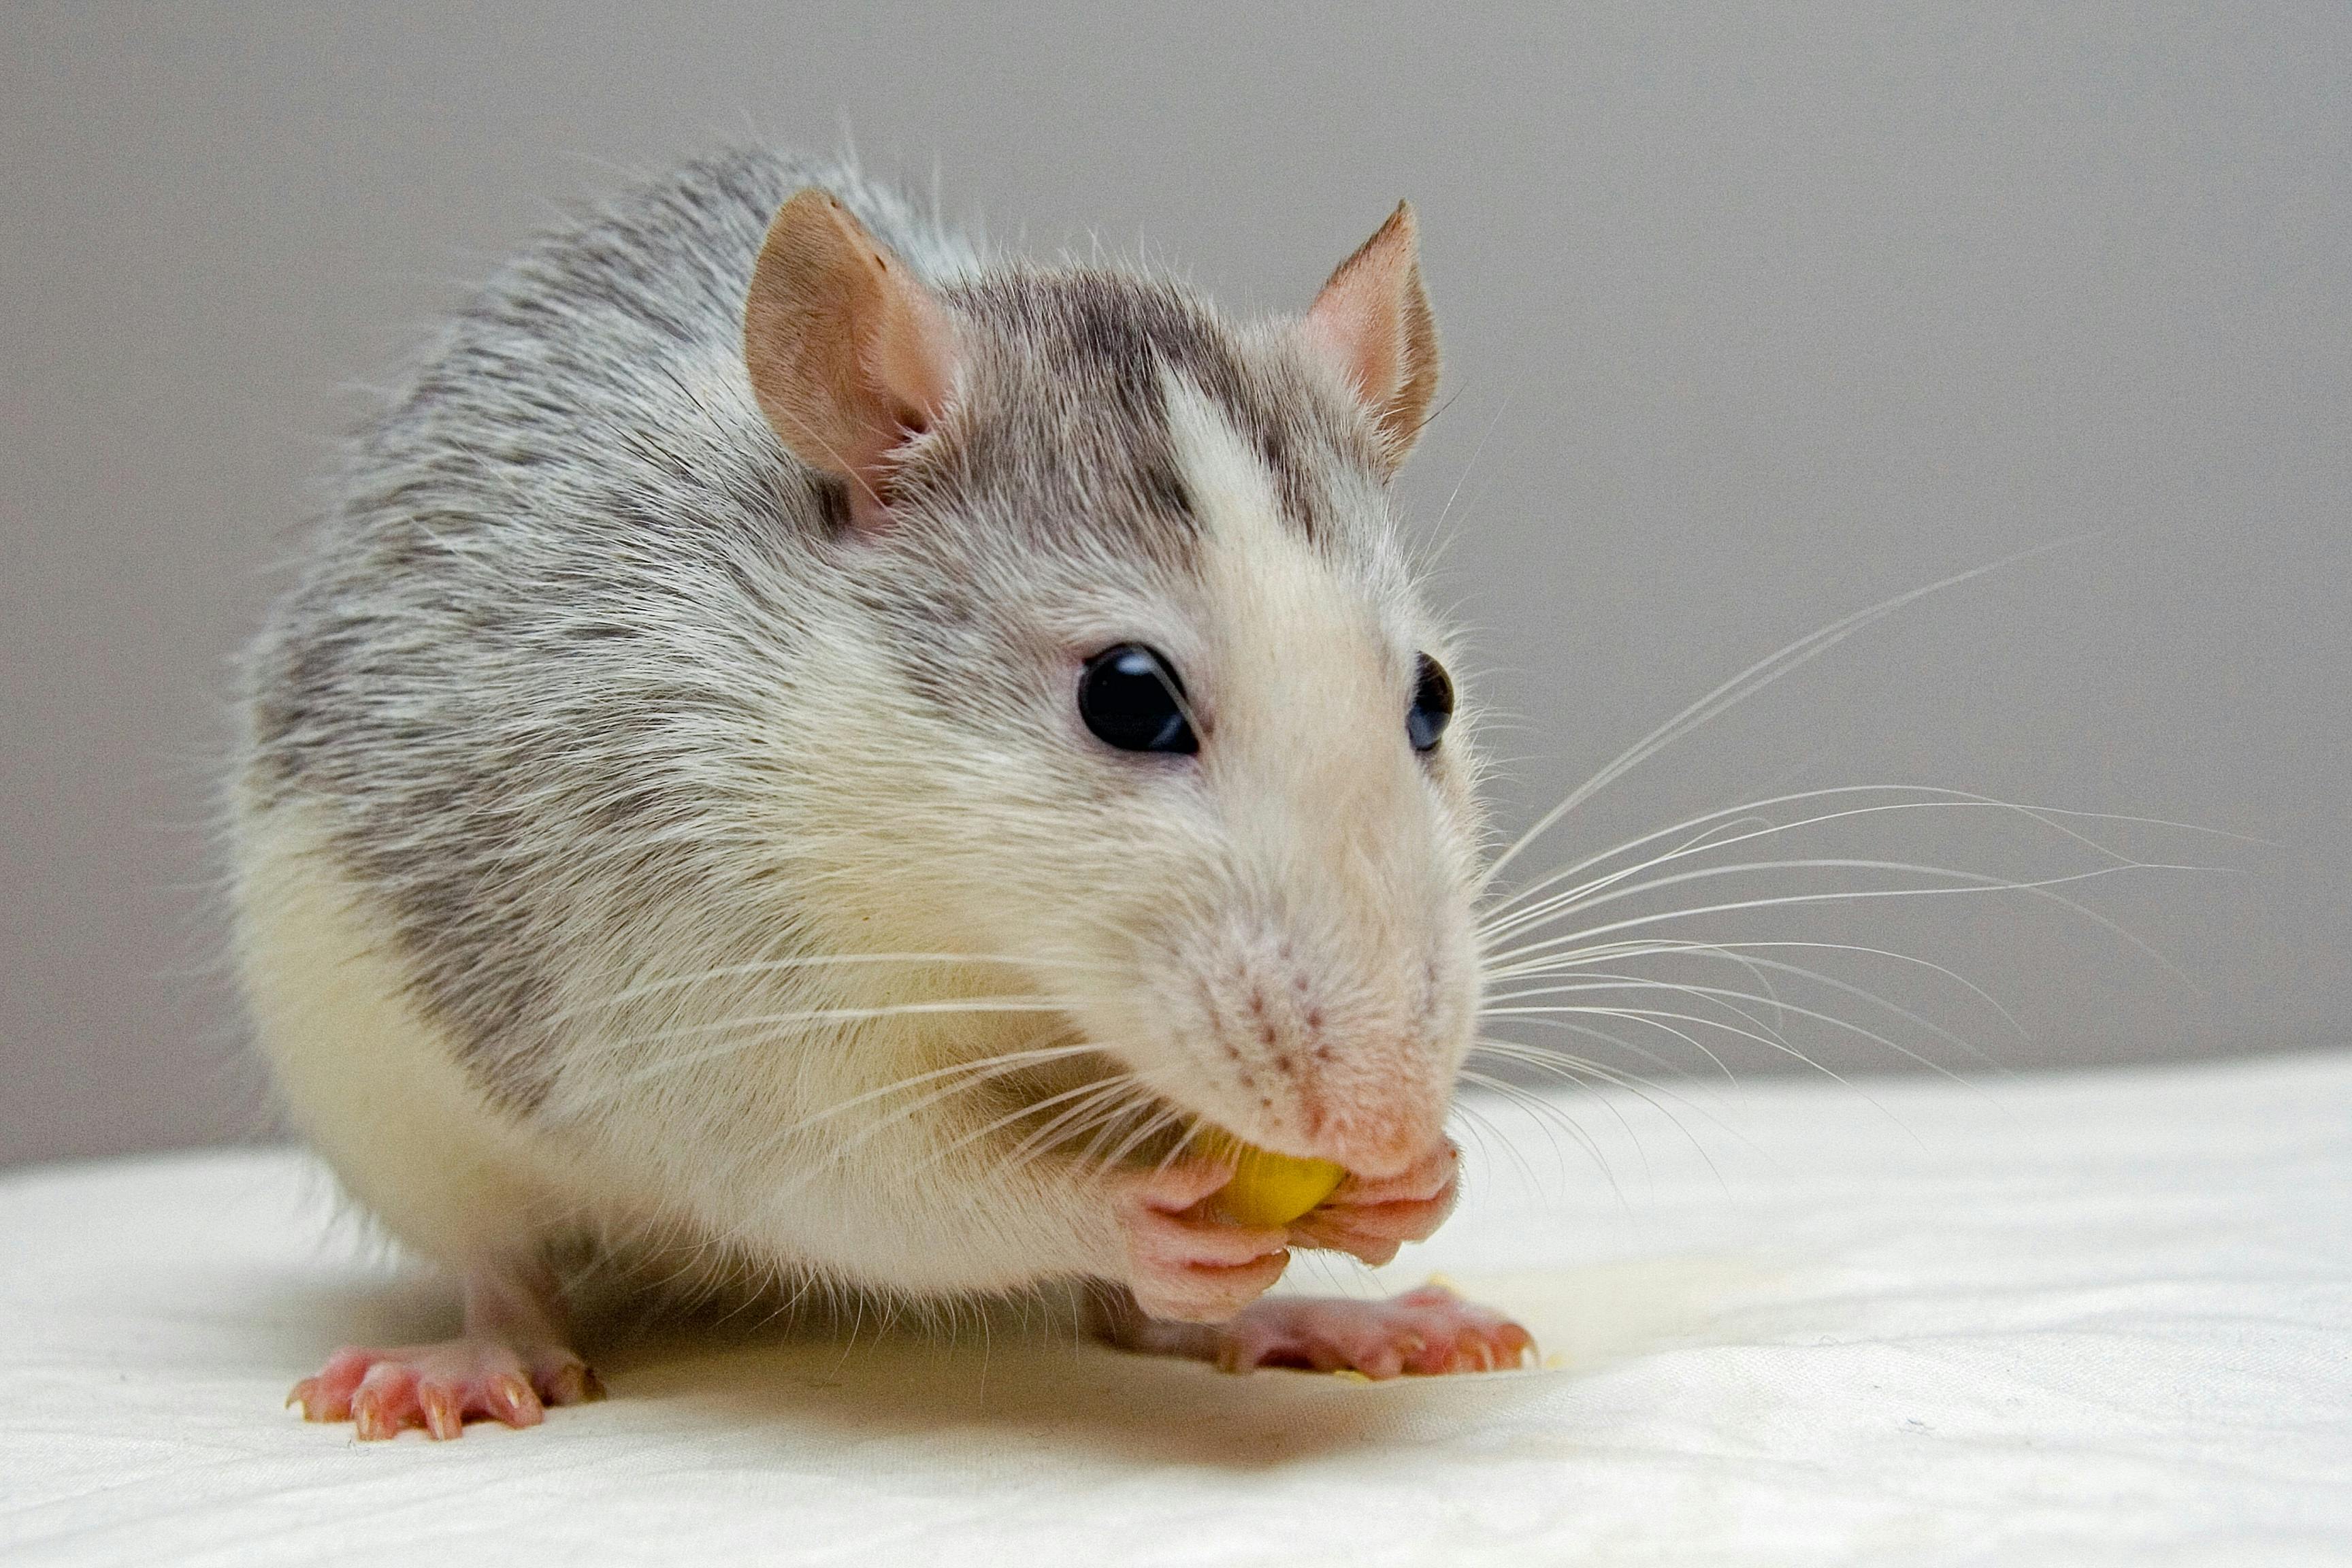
[1079,644,1198,755]
[1407,653,1454,753]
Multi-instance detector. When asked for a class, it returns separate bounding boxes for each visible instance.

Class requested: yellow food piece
[1198,1132,1347,1227]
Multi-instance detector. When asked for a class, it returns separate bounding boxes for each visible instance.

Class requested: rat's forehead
[1158,368,1421,665]
[938,268,1385,553]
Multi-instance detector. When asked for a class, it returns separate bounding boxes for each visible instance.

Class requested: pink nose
[1307,1099,1446,1179]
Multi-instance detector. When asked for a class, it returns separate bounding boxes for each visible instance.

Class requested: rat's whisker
[1476,779,2241,937]
[549,952,1118,1024]
[704,1029,1096,1208]
[783,1041,1099,1152]
[576,997,1075,1085]
[1076,1100,1191,1186]
[620,1036,1098,1147]
[1481,543,2080,889]
[985,1081,1158,1186]
[1443,1093,1539,1198]
[1469,1041,1746,1168]
[1480,792,2190,948]
[1533,1004,1744,1084]
[1480,860,2210,983]
[1488,958,1997,1073]
[1490,985,1942,1075]
[1487,936,2034,1052]
[618,996,1073,1047]
[1456,1067,1624,1195]
[1501,1004,1918,1107]
[941,1074,1144,1177]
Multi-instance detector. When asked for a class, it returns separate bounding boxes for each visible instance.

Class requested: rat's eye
[1079,644,1198,755]
[1407,653,1454,753]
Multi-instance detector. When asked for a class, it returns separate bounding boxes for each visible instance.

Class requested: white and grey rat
[231,148,1533,1440]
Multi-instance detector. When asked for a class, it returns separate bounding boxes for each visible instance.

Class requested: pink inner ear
[1302,203,1438,473]
[843,297,956,529]
[743,188,960,532]
[1307,283,1405,411]
[865,282,955,440]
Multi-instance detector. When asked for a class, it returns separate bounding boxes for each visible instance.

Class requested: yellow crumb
[1195,1131,1347,1227]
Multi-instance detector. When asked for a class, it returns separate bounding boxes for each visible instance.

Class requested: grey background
[5,4,2347,1168]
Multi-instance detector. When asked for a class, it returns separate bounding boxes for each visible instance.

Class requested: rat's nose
[1301,1088,1448,1180]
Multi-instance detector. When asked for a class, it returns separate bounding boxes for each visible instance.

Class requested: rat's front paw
[289,1338,602,1440]
[1215,1284,1534,1378]
[1286,1141,1459,1266]
[1114,1160,1292,1322]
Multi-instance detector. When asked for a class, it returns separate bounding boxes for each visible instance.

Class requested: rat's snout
[1302,1083,1449,1181]
[1143,901,1473,1181]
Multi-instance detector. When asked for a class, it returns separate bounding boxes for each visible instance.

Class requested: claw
[288,1339,590,1439]
[1194,1283,1535,1379]
[419,1384,465,1440]
[485,1373,544,1428]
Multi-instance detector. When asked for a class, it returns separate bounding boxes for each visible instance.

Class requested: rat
[231,148,1534,1440]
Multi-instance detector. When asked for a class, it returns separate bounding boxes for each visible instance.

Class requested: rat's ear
[744,189,957,529]
[1303,202,1441,478]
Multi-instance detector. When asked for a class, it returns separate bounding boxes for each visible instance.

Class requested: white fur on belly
[231,798,596,1265]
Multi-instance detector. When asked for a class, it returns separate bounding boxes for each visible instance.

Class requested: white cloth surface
[4,1053,2349,1567]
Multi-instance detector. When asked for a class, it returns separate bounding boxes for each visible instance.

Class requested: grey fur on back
[239,151,973,1104]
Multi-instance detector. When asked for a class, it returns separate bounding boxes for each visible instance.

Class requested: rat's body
[233,149,1529,1439]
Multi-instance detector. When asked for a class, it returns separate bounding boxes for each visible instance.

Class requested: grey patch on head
[948,267,1365,546]
[862,265,1389,722]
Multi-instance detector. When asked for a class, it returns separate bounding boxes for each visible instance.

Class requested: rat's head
[742,191,1483,1179]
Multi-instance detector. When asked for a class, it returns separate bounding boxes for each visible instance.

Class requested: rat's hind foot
[1108,1282,1533,1379]
[290,1338,603,1440]
[1211,1284,1535,1377]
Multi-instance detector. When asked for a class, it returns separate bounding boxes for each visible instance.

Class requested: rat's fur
[231,148,1486,1320]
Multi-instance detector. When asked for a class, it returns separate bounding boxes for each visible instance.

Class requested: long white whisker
[1482,542,2083,888]
[1077,1100,1190,1185]
[1499,994,1955,1091]
[1480,860,2209,984]
[549,951,1117,1024]
[568,996,1078,1091]
[1457,1067,1622,1195]
[913,1072,1141,1177]
[603,996,1073,1051]
[777,1041,1100,1151]
[979,1078,1154,1182]
[1480,779,2251,935]
[1468,1040,1748,1169]
[1481,787,2202,946]
[1443,1092,1545,1200]
[1489,987,1747,1081]
[1488,968,1987,1075]
[1488,936,2032,1052]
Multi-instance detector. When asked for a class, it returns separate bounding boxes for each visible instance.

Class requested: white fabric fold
[3,1053,2347,1566]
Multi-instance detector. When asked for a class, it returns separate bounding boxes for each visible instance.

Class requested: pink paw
[1115,1158,1292,1322]
[1287,1141,1459,1267]
[289,1338,603,1440]
[1213,1284,1535,1378]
